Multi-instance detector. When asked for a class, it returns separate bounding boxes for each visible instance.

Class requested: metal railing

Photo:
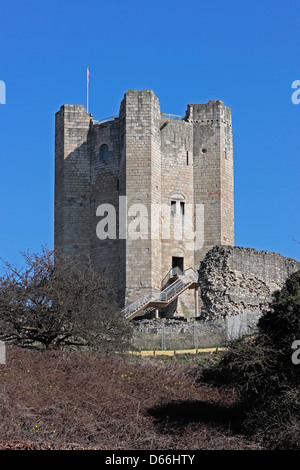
[161,266,183,287]
[93,115,119,124]
[123,291,158,319]
[123,268,199,319]
[183,268,199,282]
[162,113,184,120]
[159,277,187,302]
[159,270,197,302]
[132,320,226,351]
[93,113,184,125]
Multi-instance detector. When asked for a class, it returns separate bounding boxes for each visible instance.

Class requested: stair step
[123,269,199,320]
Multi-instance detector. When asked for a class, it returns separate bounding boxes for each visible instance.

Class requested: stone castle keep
[55,88,300,338]
[55,89,234,319]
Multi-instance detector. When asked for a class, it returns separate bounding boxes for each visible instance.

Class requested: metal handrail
[160,278,186,302]
[93,113,184,125]
[123,291,155,318]
[183,267,199,281]
[161,113,184,120]
[93,115,119,124]
[123,267,199,318]
[161,266,183,287]
[160,270,195,301]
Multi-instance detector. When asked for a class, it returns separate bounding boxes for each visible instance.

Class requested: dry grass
[0,346,261,450]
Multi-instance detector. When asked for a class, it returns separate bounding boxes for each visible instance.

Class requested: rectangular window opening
[180,201,185,216]
[171,200,176,216]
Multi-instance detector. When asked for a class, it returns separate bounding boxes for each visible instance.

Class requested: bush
[0,346,258,450]
[202,270,300,449]
[0,247,133,353]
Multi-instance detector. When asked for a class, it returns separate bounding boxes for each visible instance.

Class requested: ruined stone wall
[198,246,300,338]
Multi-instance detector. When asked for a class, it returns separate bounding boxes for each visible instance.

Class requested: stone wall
[90,118,121,290]
[55,90,235,310]
[187,101,234,262]
[160,116,194,278]
[122,90,162,301]
[54,104,92,264]
[132,246,300,345]
[198,246,300,338]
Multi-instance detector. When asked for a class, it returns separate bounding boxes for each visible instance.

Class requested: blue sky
[0,0,299,273]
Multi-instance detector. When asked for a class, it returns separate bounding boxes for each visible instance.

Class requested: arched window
[99,144,109,162]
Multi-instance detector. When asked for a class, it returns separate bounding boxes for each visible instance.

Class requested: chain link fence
[132,319,226,351]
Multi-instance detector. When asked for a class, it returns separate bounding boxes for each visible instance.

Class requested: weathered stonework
[55,90,234,312]
[54,90,299,340]
[198,246,300,337]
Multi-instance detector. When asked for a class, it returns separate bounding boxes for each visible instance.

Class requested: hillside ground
[0,346,262,450]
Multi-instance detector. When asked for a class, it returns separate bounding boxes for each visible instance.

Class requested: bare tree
[0,247,133,352]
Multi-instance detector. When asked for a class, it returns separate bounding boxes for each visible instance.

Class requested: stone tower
[54,89,234,318]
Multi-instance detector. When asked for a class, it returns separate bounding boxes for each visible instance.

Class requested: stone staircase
[122,268,199,320]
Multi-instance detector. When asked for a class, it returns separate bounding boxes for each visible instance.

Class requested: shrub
[0,247,133,353]
[202,270,300,449]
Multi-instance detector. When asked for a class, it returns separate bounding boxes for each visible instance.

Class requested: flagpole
[87,66,89,113]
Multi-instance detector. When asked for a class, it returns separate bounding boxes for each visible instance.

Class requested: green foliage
[259,270,300,354]
[202,270,300,449]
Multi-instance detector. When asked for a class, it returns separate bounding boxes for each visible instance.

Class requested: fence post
[161,320,166,350]
[194,287,199,317]
[193,320,198,349]
[0,341,6,364]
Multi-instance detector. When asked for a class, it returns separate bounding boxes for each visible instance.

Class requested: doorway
[172,256,184,272]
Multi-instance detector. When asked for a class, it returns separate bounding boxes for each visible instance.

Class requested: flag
[87,66,90,83]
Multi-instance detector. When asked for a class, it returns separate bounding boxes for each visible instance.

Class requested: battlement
[185,100,231,122]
